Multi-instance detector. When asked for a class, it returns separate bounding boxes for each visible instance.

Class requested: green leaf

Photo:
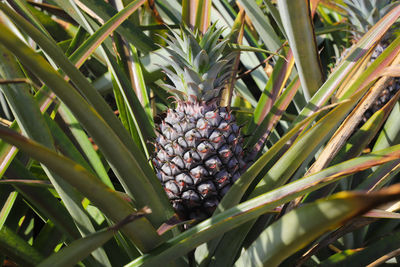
[0,191,17,230]
[56,104,112,188]
[373,102,400,151]
[6,159,81,241]
[52,0,157,52]
[0,21,172,228]
[321,231,400,266]
[235,186,400,266]
[128,145,400,266]
[245,63,297,155]
[292,4,400,125]
[0,124,163,252]
[38,208,151,267]
[0,225,43,266]
[195,0,212,33]
[0,1,148,155]
[334,95,395,164]
[237,0,281,52]
[277,0,325,98]
[38,228,115,267]
[252,90,364,198]
[0,40,112,264]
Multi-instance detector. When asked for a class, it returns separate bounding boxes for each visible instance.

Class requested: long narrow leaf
[277,0,324,98]
[128,145,400,266]
[0,225,43,266]
[0,1,147,155]
[7,159,81,241]
[235,186,400,266]
[292,4,400,125]
[38,208,151,267]
[0,124,163,252]
[237,0,281,51]
[194,102,336,265]
[0,22,172,228]
[0,42,111,264]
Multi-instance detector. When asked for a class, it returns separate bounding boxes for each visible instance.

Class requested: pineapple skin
[151,25,249,220]
[153,100,246,220]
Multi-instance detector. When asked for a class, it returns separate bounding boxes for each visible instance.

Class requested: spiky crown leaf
[341,0,398,37]
[159,24,236,102]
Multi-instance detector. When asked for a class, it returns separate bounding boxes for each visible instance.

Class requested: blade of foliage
[0,44,53,147]
[251,89,365,198]
[0,124,163,252]
[237,0,281,51]
[364,209,400,219]
[71,0,157,52]
[0,179,51,187]
[6,159,81,240]
[0,1,148,154]
[38,208,151,267]
[181,0,191,26]
[0,41,62,177]
[253,49,295,124]
[194,102,337,265]
[38,228,116,267]
[246,72,298,157]
[212,0,270,97]
[235,186,400,266]
[220,8,245,108]
[63,5,156,151]
[0,124,18,176]
[305,36,400,174]
[127,45,153,152]
[43,113,113,187]
[0,42,110,263]
[263,0,285,36]
[0,22,172,227]
[292,4,400,124]
[320,230,400,266]
[373,101,400,151]
[0,190,17,229]
[111,72,137,138]
[103,45,156,152]
[65,26,88,57]
[277,0,324,98]
[128,144,400,266]
[195,0,211,33]
[6,0,51,35]
[333,91,398,164]
[33,221,64,257]
[56,104,112,188]
[357,102,400,190]
[0,225,43,266]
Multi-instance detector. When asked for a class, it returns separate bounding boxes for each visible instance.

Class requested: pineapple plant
[0,1,399,266]
[338,0,400,122]
[152,26,247,221]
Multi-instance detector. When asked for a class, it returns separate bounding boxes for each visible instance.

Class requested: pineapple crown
[158,24,236,102]
[340,0,399,38]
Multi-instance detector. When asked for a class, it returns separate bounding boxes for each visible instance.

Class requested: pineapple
[339,0,400,122]
[152,25,247,221]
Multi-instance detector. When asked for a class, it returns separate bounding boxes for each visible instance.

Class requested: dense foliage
[0,0,400,266]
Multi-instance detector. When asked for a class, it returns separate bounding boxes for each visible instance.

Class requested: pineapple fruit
[339,0,400,122]
[152,25,247,220]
